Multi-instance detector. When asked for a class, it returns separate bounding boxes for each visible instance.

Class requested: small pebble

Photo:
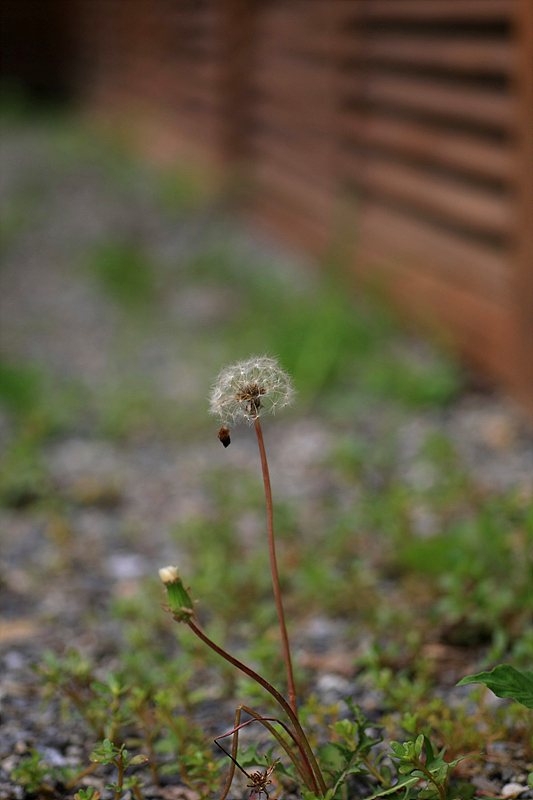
[316,673,354,704]
[37,746,66,767]
[501,783,527,798]
[3,651,25,671]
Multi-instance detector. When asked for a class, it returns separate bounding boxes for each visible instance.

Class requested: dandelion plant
[160,356,328,797]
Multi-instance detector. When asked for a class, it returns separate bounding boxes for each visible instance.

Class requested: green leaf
[129,754,149,765]
[458,665,533,709]
[423,736,434,764]
[320,743,345,770]
[380,765,392,785]
[390,742,407,757]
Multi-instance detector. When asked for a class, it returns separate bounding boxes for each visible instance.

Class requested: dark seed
[217,427,231,447]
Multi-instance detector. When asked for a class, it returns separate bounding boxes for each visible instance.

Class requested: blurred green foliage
[86,241,155,311]
[0,359,44,417]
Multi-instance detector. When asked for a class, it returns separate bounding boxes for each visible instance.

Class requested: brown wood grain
[340,112,514,180]
[342,154,513,235]
[252,193,331,255]
[354,245,517,384]
[253,132,336,187]
[341,72,513,129]
[358,201,510,300]
[255,162,335,221]
[255,99,335,137]
[363,0,512,21]
[357,35,512,73]
[512,0,533,410]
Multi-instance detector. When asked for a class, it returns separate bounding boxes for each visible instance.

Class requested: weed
[90,739,148,800]
[458,664,533,711]
[74,788,101,800]
[37,646,221,796]
[11,749,62,794]
[389,734,472,800]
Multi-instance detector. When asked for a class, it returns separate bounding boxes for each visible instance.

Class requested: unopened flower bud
[158,565,194,621]
[159,565,179,584]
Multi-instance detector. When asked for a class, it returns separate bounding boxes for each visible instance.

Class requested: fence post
[513,0,533,413]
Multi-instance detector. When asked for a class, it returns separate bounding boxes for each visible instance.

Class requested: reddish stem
[253,416,298,717]
[186,619,326,796]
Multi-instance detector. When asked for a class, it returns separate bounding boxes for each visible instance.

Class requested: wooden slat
[342,72,513,129]
[253,131,335,188]
[255,59,336,98]
[260,0,351,30]
[343,155,513,235]
[256,37,340,61]
[258,32,512,71]
[255,162,334,222]
[256,99,335,136]
[256,22,351,60]
[255,123,332,157]
[354,245,517,384]
[341,111,514,180]
[253,193,330,255]
[360,35,512,73]
[362,0,512,21]
[359,202,509,300]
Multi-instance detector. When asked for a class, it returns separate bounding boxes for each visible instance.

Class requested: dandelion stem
[186,619,326,796]
[253,415,298,718]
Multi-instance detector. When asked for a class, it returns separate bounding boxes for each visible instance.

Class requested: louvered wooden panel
[340,113,513,180]
[341,73,513,129]
[251,0,342,251]
[249,0,531,411]
[339,0,522,394]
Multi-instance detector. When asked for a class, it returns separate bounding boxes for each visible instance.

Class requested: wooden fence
[246,0,532,414]
[3,0,531,412]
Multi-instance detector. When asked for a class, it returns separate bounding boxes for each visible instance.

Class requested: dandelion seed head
[209,355,295,426]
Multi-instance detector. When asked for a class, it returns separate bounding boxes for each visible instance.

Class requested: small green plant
[38,651,131,742]
[90,738,148,800]
[317,701,393,797]
[389,734,471,800]
[0,431,51,508]
[10,750,95,796]
[11,749,59,793]
[74,788,101,800]
[36,646,221,795]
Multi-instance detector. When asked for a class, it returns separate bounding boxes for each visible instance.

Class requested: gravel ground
[0,118,532,800]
